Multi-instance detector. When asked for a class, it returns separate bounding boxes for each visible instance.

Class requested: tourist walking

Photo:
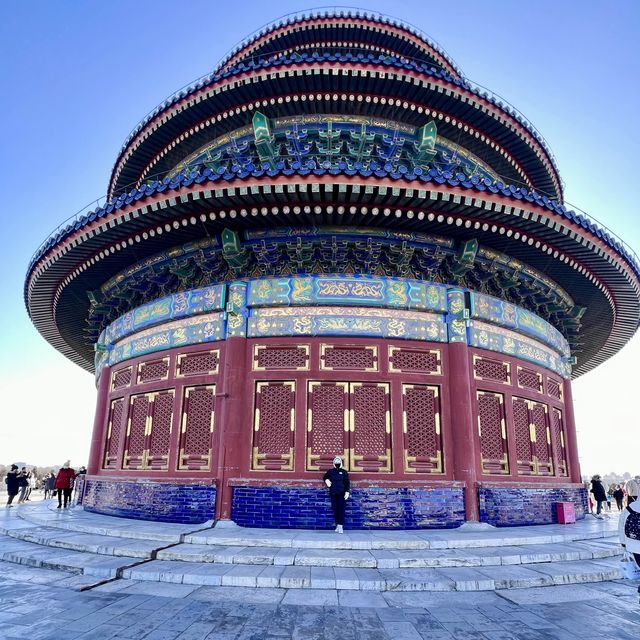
[25,467,37,501]
[625,475,639,505]
[17,467,30,503]
[613,484,625,511]
[44,472,55,500]
[323,456,350,533]
[72,466,87,504]
[590,475,607,518]
[4,465,20,507]
[54,461,77,509]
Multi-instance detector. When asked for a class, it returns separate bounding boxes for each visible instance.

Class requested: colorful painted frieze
[247,306,447,342]
[107,312,225,368]
[104,284,225,345]
[446,288,467,343]
[468,320,570,378]
[247,275,447,313]
[470,291,569,357]
[226,282,248,337]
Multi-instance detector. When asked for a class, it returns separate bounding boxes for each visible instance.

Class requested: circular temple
[25,9,640,528]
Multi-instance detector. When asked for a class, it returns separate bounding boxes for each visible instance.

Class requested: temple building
[25,10,640,528]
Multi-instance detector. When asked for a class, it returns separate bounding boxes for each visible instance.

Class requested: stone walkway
[0,561,637,639]
[0,503,638,638]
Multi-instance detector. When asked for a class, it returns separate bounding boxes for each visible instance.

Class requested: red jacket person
[54,461,77,509]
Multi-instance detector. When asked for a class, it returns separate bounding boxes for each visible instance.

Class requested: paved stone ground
[0,562,637,639]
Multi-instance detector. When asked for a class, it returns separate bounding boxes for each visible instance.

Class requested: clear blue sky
[0,1,638,472]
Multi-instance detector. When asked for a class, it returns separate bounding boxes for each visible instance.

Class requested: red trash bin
[556,501,576,524]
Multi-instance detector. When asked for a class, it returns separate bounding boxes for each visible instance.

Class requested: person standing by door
[54,461,76,509]
[323,456,350,533]
[590,474,607,518]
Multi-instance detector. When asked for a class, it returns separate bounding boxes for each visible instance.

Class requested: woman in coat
[590,474,608,518]
[5,465,20,507]
[54,461,77,509]
[613,485,625,511]
[17,468,29,504]
[44,472,56,500]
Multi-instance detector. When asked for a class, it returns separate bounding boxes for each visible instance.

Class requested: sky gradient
[1,0,638,475]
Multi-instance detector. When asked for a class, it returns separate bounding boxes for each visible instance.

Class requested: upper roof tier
[107,9,563,201]
[25,10,640,378]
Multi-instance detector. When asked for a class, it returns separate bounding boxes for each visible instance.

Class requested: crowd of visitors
[588,474,639,518]
[4,463,86,508]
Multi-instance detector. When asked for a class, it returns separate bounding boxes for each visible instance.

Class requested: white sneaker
[335,525,344,534]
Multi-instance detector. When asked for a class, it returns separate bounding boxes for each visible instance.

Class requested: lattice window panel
[531,401,553,476]
[123,394,151,469]
[111,367,132,391]
[252,382,295,471]
[146,391,175,470]
[306,382,349,471]
[350,383,391,472]
[517,367,542,393]
[253,345,309,371]
[547,378,563,401]
[473,356,510,384]
[402,384,443,473]
[179,385,215,470]
[513,397,553,476]
[177,350,219,377]
[389,348,441,374]
[513,397,534,475]
[320,345,377,371]
[477,391,509,474]
[550,407,568,476]
[137,358,170,384]
[103,398,126,469]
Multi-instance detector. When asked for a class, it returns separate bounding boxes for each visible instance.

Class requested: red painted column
[87,366,111,475]
[215,337,248,520]
[448,343,480,521]
[562,379,582,483]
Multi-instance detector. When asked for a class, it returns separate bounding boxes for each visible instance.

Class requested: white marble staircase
[0,502,626,592]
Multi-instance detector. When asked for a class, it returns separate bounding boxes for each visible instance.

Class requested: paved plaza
[0,501,638,639]
[0,560,638,640]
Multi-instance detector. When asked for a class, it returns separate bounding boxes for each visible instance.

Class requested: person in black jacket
[17,467,29,504]
[590,474,607,518]
[5,465,20,507]
[323,456,350,533]
[613,484,625,511]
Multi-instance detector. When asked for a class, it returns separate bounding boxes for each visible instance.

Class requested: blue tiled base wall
[479,485,588,527]
[231,486,466,529]
[82,479,216,524]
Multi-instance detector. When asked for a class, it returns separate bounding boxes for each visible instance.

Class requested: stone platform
[0,501,627,594]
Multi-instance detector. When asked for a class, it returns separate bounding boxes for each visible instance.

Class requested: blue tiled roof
[28,163,640,280]
[113,49,557,180]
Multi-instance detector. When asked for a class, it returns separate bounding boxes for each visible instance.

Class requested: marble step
[0,559,109,591]
[0,521,161,558]
[121,556,625,591]
[155,537,621,568]
[183,519,620,550]
[13,503,208,543]
[0,534,141,579]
